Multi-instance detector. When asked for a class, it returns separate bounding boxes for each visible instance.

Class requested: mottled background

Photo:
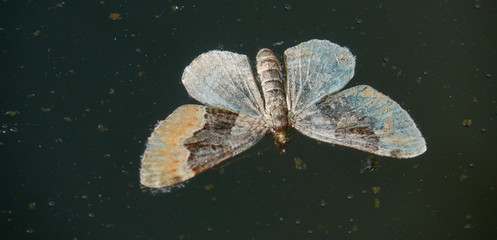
[1,0,496,239]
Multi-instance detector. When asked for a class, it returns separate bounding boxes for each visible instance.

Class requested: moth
[140,39,426,188]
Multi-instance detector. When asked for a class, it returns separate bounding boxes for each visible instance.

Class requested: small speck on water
[346,194,354,200]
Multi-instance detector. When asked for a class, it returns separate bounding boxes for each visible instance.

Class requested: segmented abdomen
[256,49,289,133]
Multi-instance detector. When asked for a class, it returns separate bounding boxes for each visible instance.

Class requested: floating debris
[108,13,122,20]
[361,156,380,173]
[294,157,307,170]
[5,110,19,116]
[371,186,381,194]
[462,119,472,127]
[374,198,380,208]
[28,202,36,210]
[97,124,109,132]
[109,88,115,94]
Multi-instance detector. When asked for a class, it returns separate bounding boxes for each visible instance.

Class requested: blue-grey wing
[182,50,266,119]
[284,39,355,115]
[293,85,426,158]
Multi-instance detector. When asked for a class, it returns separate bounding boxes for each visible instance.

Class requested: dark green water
[1,0,496,239]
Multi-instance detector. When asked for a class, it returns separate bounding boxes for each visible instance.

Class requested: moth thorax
[256,48,289,133]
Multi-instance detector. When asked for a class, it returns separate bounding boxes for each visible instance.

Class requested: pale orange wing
[140,105,268,188]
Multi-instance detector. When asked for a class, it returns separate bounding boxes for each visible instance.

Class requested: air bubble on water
[486,73,491,78]
[88,212,95,218]
[295,219,301,225]
[283,4,291,11]
[135,48,142,53]
[48,201,55,206]
[320,199,327,207]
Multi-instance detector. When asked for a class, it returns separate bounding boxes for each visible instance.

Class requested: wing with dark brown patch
[140,105,268,188]
[292,85,426,158]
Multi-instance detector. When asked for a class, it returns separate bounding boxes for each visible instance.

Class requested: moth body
[256,49,290,147]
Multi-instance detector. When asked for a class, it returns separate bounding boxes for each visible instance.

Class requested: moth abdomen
[256,48,289,135]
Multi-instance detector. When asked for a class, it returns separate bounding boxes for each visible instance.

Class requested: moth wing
[140,105,268,188]
[292,85,426,158]
[182,50,265,119]
[284,39,356,115]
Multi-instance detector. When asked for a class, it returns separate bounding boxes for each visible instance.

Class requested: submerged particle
[204,184,214,190]
[346,194,354,200]
[371,186,381,194]
[5,110,19,116]
[463,223,473,229]
[472,97,478,103]
[33,30,40,36]
[460,174,469,182]
[28,202,36,210]
[374,198,380,208]
[97,124,109,132]
[171,5,180,12]
[462,119,472,127]
[294,157,307,170]
[108,13,122,20]
[41,107,51,112]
